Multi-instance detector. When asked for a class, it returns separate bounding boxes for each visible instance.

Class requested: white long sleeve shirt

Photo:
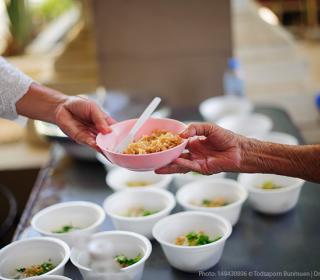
[0,57,33,119]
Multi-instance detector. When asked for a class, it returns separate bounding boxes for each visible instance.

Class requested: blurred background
[0,0,319,244]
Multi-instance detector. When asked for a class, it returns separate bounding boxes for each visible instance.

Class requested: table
[13,106,320,279]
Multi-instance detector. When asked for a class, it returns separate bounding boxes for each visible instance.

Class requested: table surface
[14,106,320,279]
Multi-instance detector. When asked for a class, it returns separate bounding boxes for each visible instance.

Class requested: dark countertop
[13,106,320,279]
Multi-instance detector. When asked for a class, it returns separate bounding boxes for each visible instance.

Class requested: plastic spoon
[114,97,161,153]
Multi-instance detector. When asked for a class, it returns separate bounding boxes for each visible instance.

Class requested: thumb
[180,123,216,139]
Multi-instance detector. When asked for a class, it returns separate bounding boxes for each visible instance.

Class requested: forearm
[240,138,320,182]
[16,83,67,123]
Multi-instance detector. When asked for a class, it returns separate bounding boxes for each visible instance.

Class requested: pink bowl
[96,118,188,171]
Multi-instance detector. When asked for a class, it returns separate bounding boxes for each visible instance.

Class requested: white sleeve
[0,57,33,120]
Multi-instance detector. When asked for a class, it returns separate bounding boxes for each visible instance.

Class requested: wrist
[16,83,68,123]
[238,137,267,173]
[238,137,302,177]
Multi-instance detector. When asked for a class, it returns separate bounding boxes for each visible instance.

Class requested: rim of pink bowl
[96,118,188,157]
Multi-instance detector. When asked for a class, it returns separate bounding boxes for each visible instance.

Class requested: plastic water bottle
[223,58,245,97]
[315,93,320,111]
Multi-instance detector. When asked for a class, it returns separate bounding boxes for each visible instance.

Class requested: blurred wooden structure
[258,0,320,39]
[91,0,232,107]
[234,0,320,143]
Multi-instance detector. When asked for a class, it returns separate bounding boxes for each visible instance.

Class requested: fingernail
[100,127,111,134]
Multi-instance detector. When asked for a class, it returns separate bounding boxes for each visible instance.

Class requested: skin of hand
[16,83,116,150]
[156,123,243,175]
[156,123,320,183]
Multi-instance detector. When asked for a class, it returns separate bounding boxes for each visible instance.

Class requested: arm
[1,57,115,149]
[240,139,320,182]
[156,123,320,183]
[16,83,116,149]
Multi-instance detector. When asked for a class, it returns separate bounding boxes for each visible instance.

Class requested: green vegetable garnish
[53,224,78,233]
[14,260,55,278]
[202,199,212,207]
[176,231,221,246]
[142,210,157,216]
[39,262,55,274]
[115,254,142,268]
[125,207,158,217]
[201,198,228,207]
[260,181,282,190]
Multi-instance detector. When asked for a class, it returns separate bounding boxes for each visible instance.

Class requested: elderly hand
[156,123,243,175]
[54,96,116,150]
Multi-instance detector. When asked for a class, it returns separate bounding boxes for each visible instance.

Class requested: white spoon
[114,97,162,153]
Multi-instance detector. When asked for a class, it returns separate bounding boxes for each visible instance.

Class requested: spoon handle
[115,97,161,153]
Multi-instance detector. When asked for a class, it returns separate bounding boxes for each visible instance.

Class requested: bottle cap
[228,57,240,70]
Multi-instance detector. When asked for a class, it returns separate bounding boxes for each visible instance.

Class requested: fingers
[89,102,113,134]
[155,163,191,174]
[106,115,117,125]
[174,157,203,173]
[180,123,217,139]
[56,109,98,149]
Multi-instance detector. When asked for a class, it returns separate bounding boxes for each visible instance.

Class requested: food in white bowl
[262,131,299,145]
[238,173,305,214]
[0,237,70,280]
[174,171,226,189]
[103,188,176,239]
[216,113,273,139]
[31,202,105,247]
[106,167,172,191]
[152,211,232,272]
[199,96,253,122]
[175,230,222,246]
[70,231,152,280]
[28,276,71,280]
[176,178,247,226]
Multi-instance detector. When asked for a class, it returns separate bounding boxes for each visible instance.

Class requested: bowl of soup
[31,202,105,247]
[103,188,175,239]
[176,178,247,226]
[70,231,152,280]
[238,173,305,214]
[0,237,70,280]
[152,211,232,272]
[106,167,172,192]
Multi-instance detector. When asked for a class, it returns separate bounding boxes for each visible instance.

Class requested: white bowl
[0,237,70,280]
[217,113,273,139]
[28,276,71,280]
[199,96,253,122]
[174,172,226,189]
[96,152,114,171]
[103,189,176,239]
[238,173,305,214]
[106,167,173,191]
[152,211,232,272]
[31,201,106,247]
[70,231,152,280]
[176,178,247,226]
[262,131,299,145]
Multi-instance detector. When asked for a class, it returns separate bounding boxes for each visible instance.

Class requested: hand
[54,96,116,150]
[156,123,243,175]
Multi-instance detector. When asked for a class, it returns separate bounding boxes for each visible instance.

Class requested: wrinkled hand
[156,123,243,175]
[54,96,116,150]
